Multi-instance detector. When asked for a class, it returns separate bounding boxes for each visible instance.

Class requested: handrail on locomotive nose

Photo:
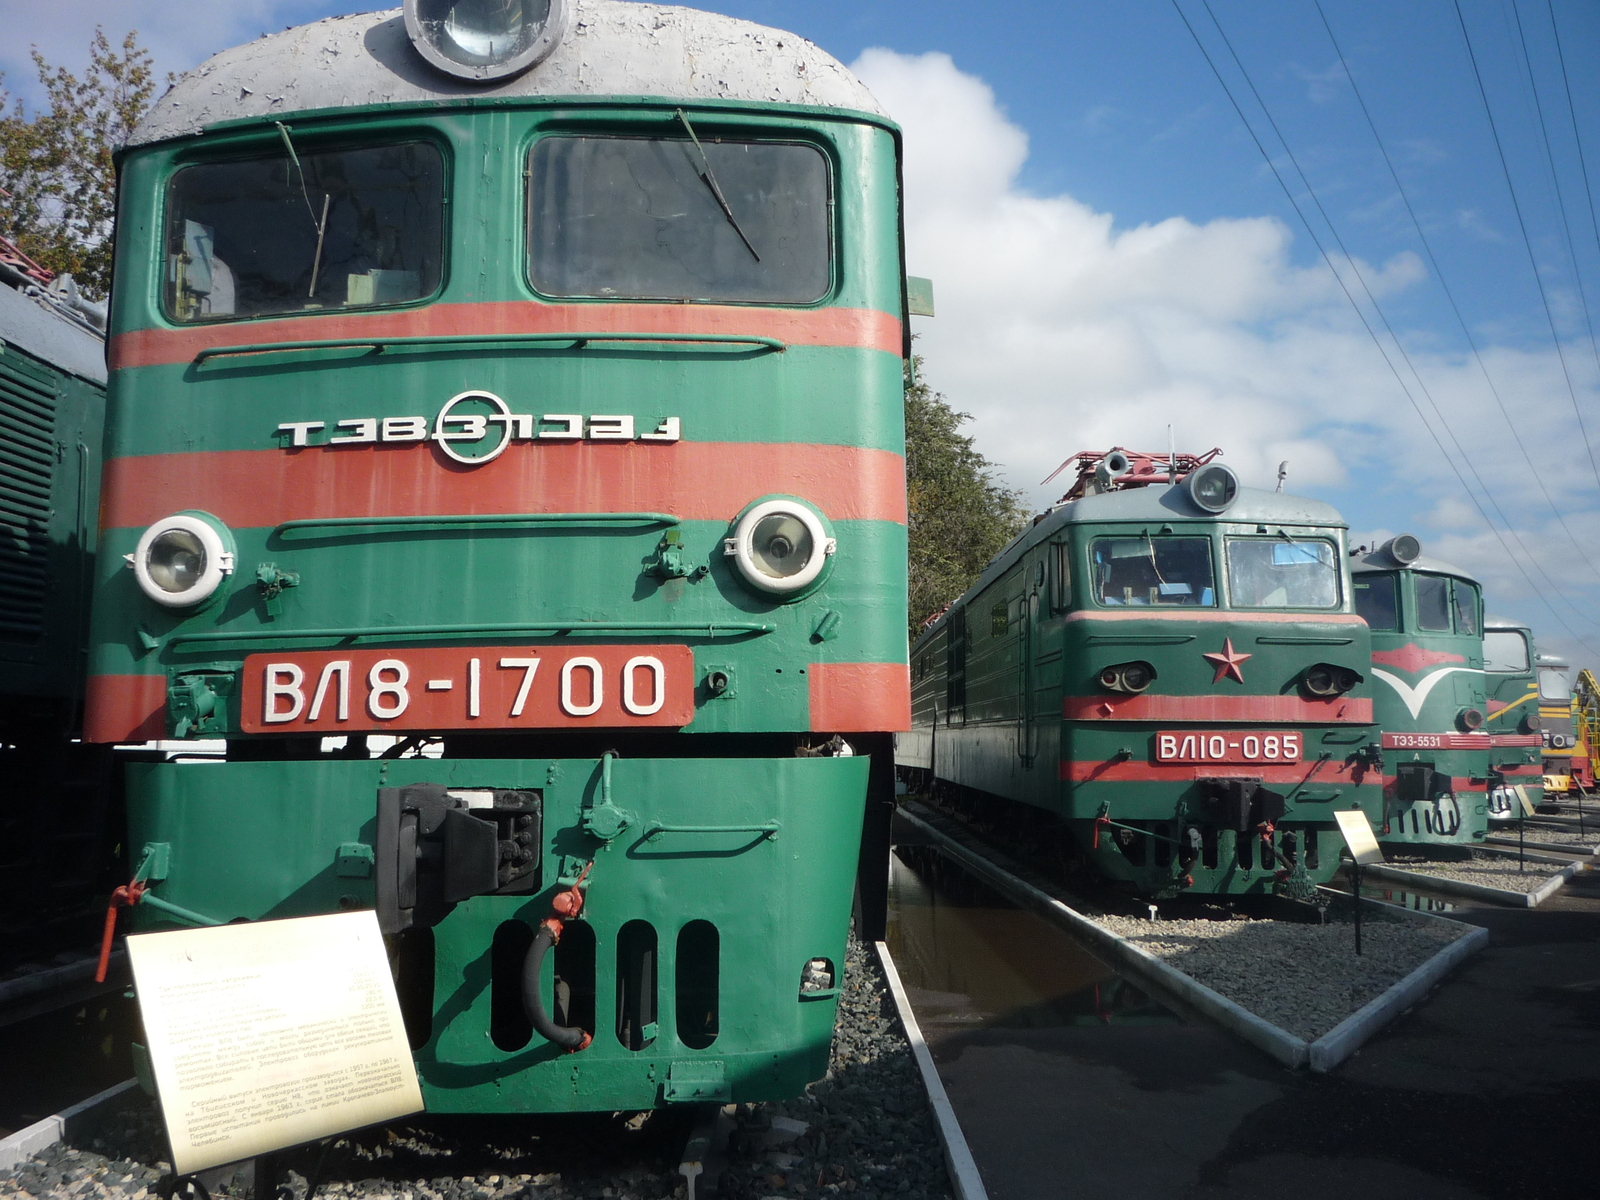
[192,331,788,363]
[273,512,680,539]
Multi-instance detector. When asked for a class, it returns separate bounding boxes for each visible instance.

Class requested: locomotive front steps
[894,800,1487,1073]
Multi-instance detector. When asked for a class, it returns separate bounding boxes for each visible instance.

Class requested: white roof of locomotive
[129,1,888,148]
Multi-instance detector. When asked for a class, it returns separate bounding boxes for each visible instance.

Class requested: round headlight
[1184,463,1239,513]
[130,513,234,608]
[404,0,569,81]
[1382,534,1422,565]
[726,499,835,596]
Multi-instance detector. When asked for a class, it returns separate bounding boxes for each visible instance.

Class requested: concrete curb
[874,942,988,1200]
[0,1079,139,1173]
[1361,859,1580,907]
[1305,925,1489,1072]
[895,806,1309,1069]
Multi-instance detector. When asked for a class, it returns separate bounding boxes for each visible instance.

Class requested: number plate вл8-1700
[240,645,695,734]
[1153,730,1303,764]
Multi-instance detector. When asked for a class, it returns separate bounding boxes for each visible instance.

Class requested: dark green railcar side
[1482,618,1545,819]
[0,257,115,959]
[902,455,1384,897]
[1351,540,1491,853]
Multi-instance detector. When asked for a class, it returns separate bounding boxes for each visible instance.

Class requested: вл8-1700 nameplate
[241,644,695,733]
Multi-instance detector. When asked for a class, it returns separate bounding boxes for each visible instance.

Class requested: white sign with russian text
[127,911,423,1175]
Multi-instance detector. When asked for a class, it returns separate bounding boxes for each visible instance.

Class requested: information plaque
[127,910,423,1175]
[1334,809,1384,865]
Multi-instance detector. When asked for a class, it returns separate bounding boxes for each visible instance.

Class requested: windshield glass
[165,141,444,322]
[1354,573,1398,630]
[1091,537,1215,607]
[1484,630,1530,672]
[528,136,830,302]
[1225,538,1339,608]
[1453,580,1480,635]
[1415,574,1452,631]
[1540,666,1572,703]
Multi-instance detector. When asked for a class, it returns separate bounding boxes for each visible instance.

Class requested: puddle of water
[885,845,1180,1035]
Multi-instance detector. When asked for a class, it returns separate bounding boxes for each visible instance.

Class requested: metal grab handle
[643,821,780,842]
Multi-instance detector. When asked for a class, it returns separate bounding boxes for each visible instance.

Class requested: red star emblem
[1203,637,1251,685]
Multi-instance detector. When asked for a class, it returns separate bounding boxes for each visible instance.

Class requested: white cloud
[853,47,1600,655]
[1,2,350,112]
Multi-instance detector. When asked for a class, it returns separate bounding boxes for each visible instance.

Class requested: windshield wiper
[676,109,760,263]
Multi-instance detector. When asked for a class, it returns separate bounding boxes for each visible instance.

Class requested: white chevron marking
[1370,666,1476,721]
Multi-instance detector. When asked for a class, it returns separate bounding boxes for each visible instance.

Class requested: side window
[1453,580,1480,635]
[1353,574,1398,631]
[1415,575,1452,632]
[1051,542,1072,613]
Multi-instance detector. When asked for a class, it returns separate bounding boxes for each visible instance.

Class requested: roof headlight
[724,498,836,597]
[1184,462,1239,514]
[127,512,235,608]
[404,0,569,82]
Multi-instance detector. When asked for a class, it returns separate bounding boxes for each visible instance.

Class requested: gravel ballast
[1382,851,1571,892]
[1092,912,1463,1042]
[0,936,950,1200]
[1486,826,1599,851]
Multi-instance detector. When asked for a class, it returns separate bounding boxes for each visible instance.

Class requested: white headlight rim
[131,511,235,608]
[403,0,571,83]
[727,497,836,597]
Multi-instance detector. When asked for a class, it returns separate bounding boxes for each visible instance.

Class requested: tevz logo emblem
[276,390,682,466]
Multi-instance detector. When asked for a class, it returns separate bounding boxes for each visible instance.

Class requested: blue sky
[7,0,1600,662]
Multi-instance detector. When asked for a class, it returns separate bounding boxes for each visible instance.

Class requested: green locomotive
[86,1,909,1112]
[899,448,1383,897]
[1482,617,1544,819]
[1,242,114,961]
[1351,537,1494,851]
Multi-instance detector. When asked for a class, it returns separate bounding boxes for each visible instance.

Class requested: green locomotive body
[900,451,1383,897]
[1482,617,1545,819]
[86,3,909,1112]
[1351,538,1492,851]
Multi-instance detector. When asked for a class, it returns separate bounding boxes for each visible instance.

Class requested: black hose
[521,924,588,1049]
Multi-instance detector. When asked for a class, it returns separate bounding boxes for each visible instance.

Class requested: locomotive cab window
[1414,574,1453,632]
[164,140,445,322]
[1354,573,1399,630]
[1224,538,1339,609]
[1452,579,1480,635]
[1484,630,1530,673]
[1091,536,1215,607]
[527,135,830,303]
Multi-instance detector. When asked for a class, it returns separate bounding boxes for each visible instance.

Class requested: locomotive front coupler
[375,782,542,935]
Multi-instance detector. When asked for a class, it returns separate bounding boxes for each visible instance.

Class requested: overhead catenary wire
[1542,0,1600,377]
[1169,0,1600,654]
[1451,0,1600,497]
[1196,0,1600,636]
[1313,0,1600,601]
[1507,0,1600,388]
[1200,0,1600,629]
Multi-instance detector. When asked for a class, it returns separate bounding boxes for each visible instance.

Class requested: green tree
[904,355,1029,638]
[0,29,167,297]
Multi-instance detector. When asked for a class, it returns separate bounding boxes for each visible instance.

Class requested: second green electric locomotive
[1351,536,1491,852]
[900,448,1383,897]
